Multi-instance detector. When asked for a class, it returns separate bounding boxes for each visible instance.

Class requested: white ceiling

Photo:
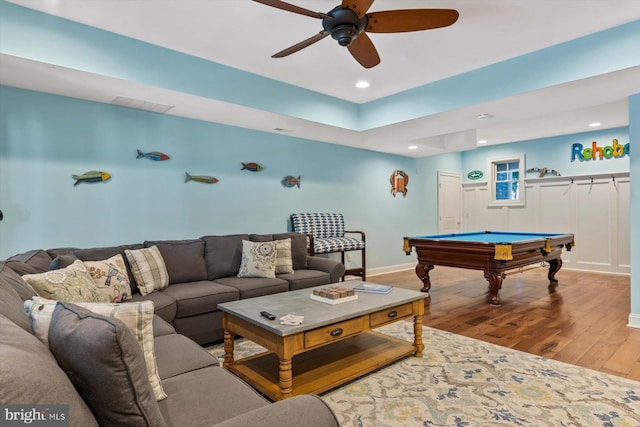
[2,0,640,157]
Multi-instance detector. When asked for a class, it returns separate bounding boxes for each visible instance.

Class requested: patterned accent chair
[290,213,366,280]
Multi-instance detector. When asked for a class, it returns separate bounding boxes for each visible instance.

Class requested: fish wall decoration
[72,171,111,186]
[185,172,218,184]
[390,170,409,197]
[136,149,170,161]
[241,162,264,172]
[281,176,301,188]
[526,167,561,178]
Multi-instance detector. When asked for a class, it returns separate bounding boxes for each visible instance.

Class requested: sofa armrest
[306,256,345,284]
[212,395,339,427]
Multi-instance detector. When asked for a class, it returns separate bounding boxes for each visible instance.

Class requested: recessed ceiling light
[589,122,601,127]
[476,113,492,120]
[355,80,370,89]
[408,145,418,150]
[477,140,487,145]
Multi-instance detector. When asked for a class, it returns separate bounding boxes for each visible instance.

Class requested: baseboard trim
[366,263,415,277]
[628,314,640,329]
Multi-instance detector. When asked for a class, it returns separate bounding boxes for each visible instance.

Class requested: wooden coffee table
[218,282,427,401]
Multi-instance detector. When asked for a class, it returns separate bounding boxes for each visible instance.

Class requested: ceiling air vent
[111,96,175,114]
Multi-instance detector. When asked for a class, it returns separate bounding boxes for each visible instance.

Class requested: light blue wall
[461,128,630,183]
[629,93,640,322]
[0,86,431,269]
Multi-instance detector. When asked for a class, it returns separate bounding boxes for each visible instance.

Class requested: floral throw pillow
[274,238,294,274]
[84,255,132,303]
[237,241,276,278]
[21,260,108,303]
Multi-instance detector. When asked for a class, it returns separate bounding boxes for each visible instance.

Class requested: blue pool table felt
[413,232,564,243]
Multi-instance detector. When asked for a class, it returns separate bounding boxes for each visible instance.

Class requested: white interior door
[438,171,462,233]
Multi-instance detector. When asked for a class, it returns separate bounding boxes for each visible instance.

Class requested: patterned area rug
[207,322,640,426]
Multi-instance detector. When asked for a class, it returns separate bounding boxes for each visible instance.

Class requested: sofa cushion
[153,315,177,337]
[173,311,226,345]
[213,276,289,299]
[238,241,276,279]
[154,334,218,380]
[22,260,108,303]
[5,249,53,274]
[273,233,309,270]
[125,246,170,295]
[160,281,239,318]
[131,291,177,322]
[74,243,145,294]
[158,366,268,427]
[202,234,250,280]
[277,269,331,291]
[0,263,36,301]
[0,271,32,332]
[48,302,166,427]
[83,254,133,302]
[145,239,207,284]
[0,313,99,427]
[25,298,167,401]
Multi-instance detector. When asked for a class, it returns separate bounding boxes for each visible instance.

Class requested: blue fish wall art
[137,149,170,161]
[281,176,301,188]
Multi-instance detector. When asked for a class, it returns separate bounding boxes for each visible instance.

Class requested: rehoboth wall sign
[571,139,630,162]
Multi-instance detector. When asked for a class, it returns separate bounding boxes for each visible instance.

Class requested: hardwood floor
[364,266,640,381]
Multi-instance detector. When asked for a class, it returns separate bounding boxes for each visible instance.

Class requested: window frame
[487,154,526,207]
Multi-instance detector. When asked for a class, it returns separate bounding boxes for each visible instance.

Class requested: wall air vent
[111,96,175,113]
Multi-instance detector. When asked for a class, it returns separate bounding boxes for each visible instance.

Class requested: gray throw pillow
[48,302,167,427]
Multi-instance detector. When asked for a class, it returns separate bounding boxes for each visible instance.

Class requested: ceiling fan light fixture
[330,24,360,46]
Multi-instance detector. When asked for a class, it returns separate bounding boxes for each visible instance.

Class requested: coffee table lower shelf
[227,331,415,401]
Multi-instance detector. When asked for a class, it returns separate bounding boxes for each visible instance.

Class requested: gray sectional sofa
[0,232,343,426]
[4,232,345,344]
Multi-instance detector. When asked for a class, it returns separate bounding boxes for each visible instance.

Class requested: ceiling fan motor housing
[322,6,367,46]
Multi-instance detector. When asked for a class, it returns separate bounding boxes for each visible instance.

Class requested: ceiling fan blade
[252,0,331,19]
[347,33,380,68]
[272,31,330,58]
[342,0,375,17]
[366,9,459,33]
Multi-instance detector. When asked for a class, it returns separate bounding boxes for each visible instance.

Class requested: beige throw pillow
[22,260,108,303]
[24,298,167,401]
[237,241,276,278]
[274,238,294,274]
[124,246,169,296]
[84,254,132,302]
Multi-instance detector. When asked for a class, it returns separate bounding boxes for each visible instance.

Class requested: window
[488,154,525,206]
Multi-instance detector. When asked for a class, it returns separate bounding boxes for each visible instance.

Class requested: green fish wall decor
[72,171,111,186]
[185,172,218,184]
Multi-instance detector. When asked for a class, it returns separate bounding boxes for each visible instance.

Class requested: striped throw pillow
[274,238,294,274]
[124,246,169,296]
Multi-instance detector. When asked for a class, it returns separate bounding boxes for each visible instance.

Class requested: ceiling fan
[253,0,459,68]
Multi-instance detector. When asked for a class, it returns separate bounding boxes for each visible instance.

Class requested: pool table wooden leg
[548,258,562,283]
[415,263,434,294]
[484,271,505,307]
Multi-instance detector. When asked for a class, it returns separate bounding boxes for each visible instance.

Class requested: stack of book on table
[353,282,393,294]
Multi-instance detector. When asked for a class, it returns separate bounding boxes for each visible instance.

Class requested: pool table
[403,231,575,306]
